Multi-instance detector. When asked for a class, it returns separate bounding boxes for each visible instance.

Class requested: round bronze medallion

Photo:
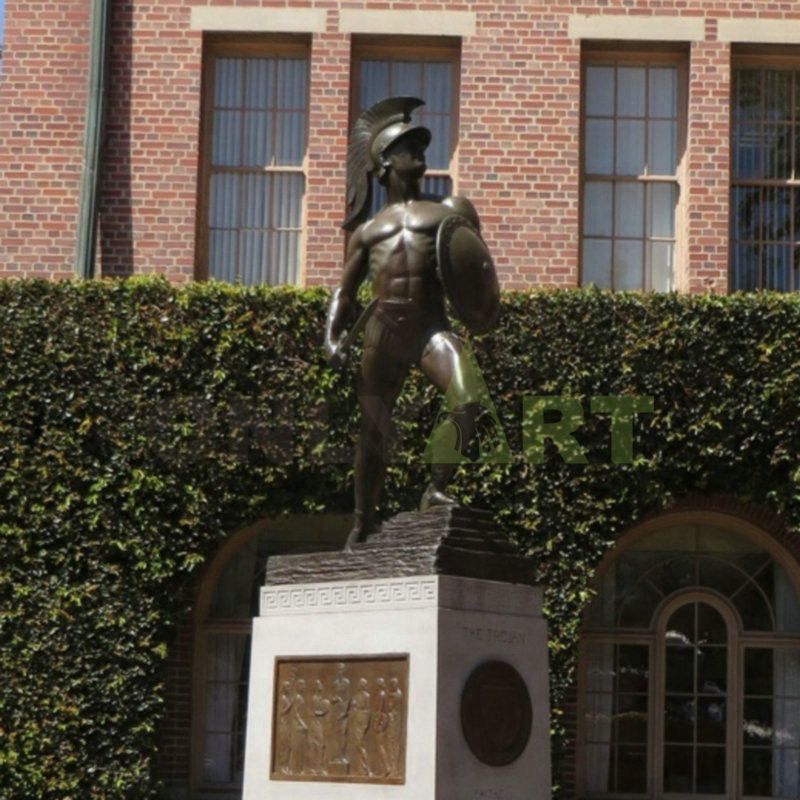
[460,660,532,767]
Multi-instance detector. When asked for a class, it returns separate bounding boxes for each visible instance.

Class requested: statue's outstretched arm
[324,224,370,362]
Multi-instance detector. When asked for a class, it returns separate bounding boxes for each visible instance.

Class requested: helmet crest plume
[342,96,427,232]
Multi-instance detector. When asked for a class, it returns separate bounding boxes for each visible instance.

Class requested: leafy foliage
[2,279,800,798]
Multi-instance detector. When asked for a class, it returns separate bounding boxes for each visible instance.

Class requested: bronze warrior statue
[324,97,500,550]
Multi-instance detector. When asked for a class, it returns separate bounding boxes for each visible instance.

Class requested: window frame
[349,36,462,196]
[190,523,254,798]
[576,511,800,800]
[729,51,800,292]
[579,47,689,292]
[195,34,311,285]
[652,591,738,799]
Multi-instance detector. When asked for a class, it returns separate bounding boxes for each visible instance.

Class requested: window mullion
[693,602,698,794]
[793,71,797,293]
[728,610,740,799]
[760,68,767,291]
[643,113,649,292]
[268,59,279,285]
[611,64,619,292]
[236,57,247,284]
[653,621,665,799]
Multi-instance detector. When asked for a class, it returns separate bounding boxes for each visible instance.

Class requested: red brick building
[5,3,800,799]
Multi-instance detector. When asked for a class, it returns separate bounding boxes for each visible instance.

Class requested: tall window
[352,40,459,214]
[731,63,800,291]
[580,519,800,799]
[581,54,686,291]
[192,516,347,795]
[197,39,308,285]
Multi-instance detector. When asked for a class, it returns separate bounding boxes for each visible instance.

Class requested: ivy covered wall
[2,278,800,799]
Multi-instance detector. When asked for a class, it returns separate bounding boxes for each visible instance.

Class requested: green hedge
[2,278,800,799]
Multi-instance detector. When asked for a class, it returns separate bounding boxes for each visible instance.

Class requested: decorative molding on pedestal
[261,574,543,617]
[261,576,438,615]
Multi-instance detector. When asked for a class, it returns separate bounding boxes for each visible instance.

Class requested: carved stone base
[266,506,536,586]
[242,509,552,800]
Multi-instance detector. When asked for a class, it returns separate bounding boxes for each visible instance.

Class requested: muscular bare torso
[361,199,451,307]
[328,195,480,349]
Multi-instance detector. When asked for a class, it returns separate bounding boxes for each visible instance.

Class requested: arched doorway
[579,513,800,799]
[190,514,349,797]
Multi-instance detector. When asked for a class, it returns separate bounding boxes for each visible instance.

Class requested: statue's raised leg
[419,331,482,509]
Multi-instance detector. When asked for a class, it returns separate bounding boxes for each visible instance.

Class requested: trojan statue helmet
[342,96,432,232]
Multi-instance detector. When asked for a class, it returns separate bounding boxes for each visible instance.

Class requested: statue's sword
[329,298,380,366]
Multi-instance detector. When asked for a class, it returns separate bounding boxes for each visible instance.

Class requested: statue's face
[383,131,428,182]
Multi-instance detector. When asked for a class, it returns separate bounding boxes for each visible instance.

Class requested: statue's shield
[436,215,500,336]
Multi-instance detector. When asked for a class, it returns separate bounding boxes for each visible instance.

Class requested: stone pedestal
[242,507,551,800]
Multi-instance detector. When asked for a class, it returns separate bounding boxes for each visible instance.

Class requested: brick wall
[685,35,730,293]
[99,1,202,281]
[303,25,351,286]
[4,2,800,288]
[0,0,91,279]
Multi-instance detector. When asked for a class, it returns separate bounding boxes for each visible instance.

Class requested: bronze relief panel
[271,655,408,784]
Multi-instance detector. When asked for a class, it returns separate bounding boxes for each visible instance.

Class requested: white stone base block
[242,574,550,800]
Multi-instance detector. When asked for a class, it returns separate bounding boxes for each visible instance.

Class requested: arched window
[191,515,348,796]
[579,515,800,799]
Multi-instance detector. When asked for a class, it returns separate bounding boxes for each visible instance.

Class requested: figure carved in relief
[386,676,404,776]
[276,680,294,774]
[330,663,351,768]
[349,677,372,776]
[289,679,308,775]
[373,676,391,776]
[308,679,330,775]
